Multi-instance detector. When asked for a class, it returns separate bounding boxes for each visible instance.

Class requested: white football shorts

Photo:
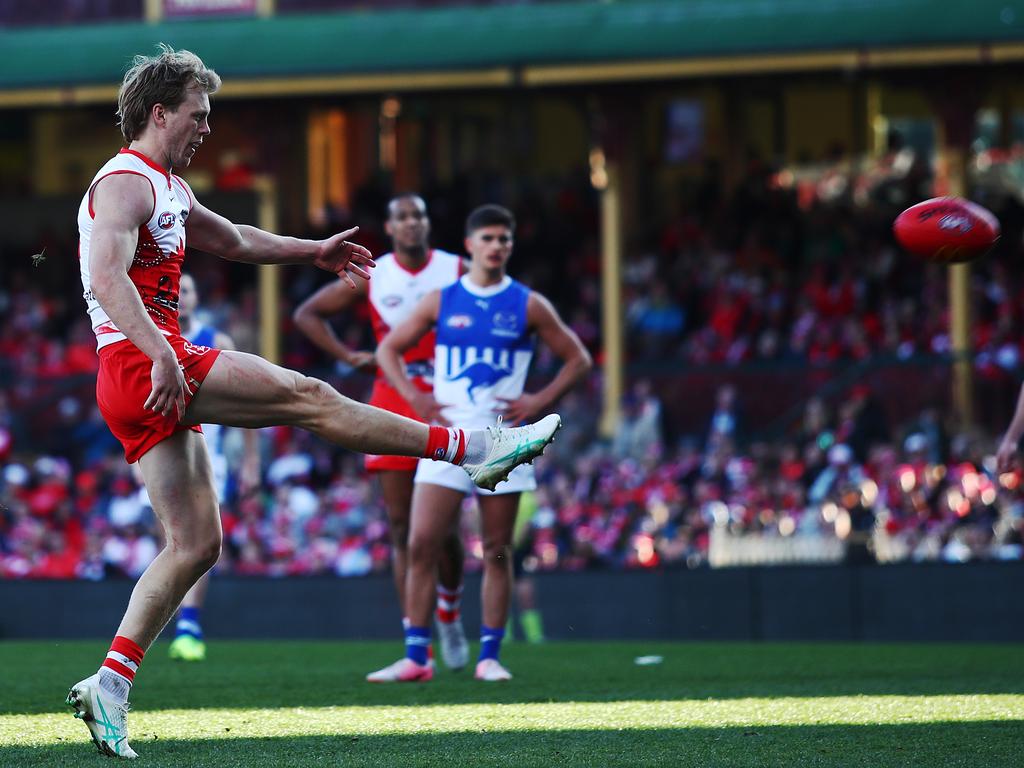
[414,458,536,497]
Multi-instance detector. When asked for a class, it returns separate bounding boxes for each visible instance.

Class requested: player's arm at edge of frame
[525,291,593,408]
[292,278,372,368]
[377,289,441,404]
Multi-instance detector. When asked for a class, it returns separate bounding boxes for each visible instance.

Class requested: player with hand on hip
[294,194,470,674]
[370,204,591,682]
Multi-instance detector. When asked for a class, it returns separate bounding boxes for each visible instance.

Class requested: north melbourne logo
[492,311,519,337]
[447,360,513,404]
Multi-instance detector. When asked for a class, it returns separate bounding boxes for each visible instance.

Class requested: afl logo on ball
[158,212,176,229]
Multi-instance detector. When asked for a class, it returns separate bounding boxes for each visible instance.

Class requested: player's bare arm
[293,278,375,370]
[90,173,186,420]
[377,290,448,424]
[498,292,593,424]
[996,382,1024,472]
[183,200,375,288]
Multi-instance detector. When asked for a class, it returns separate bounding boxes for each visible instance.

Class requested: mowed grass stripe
[3,694,1022,746]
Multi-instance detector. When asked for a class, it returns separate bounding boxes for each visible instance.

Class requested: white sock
[462,430,493,465]
[98,667,131,704]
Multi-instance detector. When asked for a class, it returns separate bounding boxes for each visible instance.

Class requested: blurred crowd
[3,151,1024,579]
[2,373,1022,580]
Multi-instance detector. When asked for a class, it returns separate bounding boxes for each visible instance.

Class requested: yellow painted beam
[218,68,514,97]
[524,51,860,85]
[0,69,512,109]
[865,45,983,67]
[991,43,1024,62]
[1,43,1019,110]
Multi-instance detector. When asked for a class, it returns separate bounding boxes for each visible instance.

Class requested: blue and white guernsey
[434,275,534,429]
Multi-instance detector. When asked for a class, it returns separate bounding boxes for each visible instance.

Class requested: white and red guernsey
[368,249,462,382]
[78,148,194,350]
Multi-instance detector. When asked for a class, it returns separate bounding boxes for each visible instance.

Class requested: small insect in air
[31,247,46,267]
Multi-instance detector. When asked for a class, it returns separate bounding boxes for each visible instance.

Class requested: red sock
[102,635,145,684]
[436,584,463,623]
[424,426,467,463]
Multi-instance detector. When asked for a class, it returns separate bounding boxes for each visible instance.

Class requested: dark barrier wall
[0,562,1020,641]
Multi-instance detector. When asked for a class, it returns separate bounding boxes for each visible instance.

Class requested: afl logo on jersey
[447,314,473,329]
[158,211,176,230]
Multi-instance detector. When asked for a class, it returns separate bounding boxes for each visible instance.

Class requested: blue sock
[405,625,430,665]
[175,606,203,640]
[479,625,505,662]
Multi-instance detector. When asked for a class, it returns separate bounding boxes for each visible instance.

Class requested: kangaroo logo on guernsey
[448,360,513,404]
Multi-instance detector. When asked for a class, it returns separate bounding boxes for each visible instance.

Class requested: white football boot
[436,617,470,671]
[366,657,434,683]
[463,414,561,491]
[66,674,138,759]
[474,658,513,681]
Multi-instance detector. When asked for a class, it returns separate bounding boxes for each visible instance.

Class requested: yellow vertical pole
[598,159,623,439]
[254,176,280,365]
[865,81,885,157]
[941,139,972,429]
[143,0,162,23]
[307,112,326,224]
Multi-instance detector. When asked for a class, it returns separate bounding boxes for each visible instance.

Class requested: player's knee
[195,529,222,573]
[408,532,439,566]
[389,520,410,550]
[294,374,335,407]
[482,542,511,568]
[172,526,222,574]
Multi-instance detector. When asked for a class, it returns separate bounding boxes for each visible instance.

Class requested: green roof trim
[1,0,1022,90]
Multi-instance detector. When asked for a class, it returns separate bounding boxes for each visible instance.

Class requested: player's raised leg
[183,349,560,481]
[68,431,220,759]
[474,493,519,681]
[367,482,465,682]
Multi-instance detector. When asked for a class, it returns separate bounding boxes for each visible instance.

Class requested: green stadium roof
[1,0,1022,96]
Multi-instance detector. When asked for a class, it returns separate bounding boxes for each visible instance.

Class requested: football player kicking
[67,46,560,759]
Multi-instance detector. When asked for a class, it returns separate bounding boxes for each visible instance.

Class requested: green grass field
[0,640,1021,766]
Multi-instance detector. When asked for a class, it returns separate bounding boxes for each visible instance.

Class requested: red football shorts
[364,376,432,472]
[96,335,222,464]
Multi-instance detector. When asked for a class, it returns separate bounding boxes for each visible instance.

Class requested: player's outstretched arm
[90,173,186,419]
[183,198,374,287]
[996,381,1024,472]
[498,293,593,425]
[377,290,447,424]
[293,279,375,370]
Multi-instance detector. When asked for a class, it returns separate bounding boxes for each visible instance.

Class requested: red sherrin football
[893,197,1000,263]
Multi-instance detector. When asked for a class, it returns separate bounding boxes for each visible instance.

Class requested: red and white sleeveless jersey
[368,249,462,377]
[78,148,194,350]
